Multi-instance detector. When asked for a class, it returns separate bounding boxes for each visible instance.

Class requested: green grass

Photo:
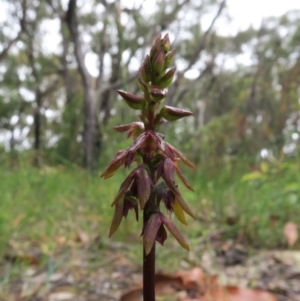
[0,157,299,271]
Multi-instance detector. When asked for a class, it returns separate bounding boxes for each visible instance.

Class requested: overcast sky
[210,0,300,35]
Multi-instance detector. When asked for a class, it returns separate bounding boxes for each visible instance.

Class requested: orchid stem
[143,210,156,301]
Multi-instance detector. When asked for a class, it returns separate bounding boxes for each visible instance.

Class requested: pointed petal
[113,124,132,133]
[133,201,139,221]
[109,197,124,238]
[137,168,151,209]
[176,194,195,219]
[101,149,128,179]
[152,131,166,151]
[166,142,195,168]
[162,158,180,195]
[124,151,135,168]
[156,224,168,245]
[163,143,176,160]
[114,122,145,138]
[173,198,187,225]
[174,165,194,191]
[143,213,162,255]
[111,171,136,206]
[130,132,147,152]
[123,196,139,221]
[161,214,189,251]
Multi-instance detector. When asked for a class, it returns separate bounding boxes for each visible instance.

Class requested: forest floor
[1,234,300,301]
[0,166,299,300]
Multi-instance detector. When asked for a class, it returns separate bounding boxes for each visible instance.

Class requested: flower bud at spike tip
[152,49,165,74]
[160,105,193,121]
[161,34,171,52]
[117,90,143,110]
[150,33,162,59]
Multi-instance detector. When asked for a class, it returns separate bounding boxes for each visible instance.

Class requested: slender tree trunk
[83,88,101,170]
[66,0,101,171]
[34,89,41,151]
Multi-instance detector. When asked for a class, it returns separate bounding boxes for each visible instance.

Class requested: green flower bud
[150,33,162,59]
[140,55,151,82]
[161,34,171,52]
[158,67,176,89]
[160,105,193,121]
[152,49,165,75]
[150,85,167,102]
[164,49,175,69]
[117,90,144,110]
[138,72,149,94]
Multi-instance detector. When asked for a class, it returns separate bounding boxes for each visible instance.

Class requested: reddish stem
[143,211,156,301]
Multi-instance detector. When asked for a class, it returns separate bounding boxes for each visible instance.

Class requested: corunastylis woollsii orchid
[101,33,195,301]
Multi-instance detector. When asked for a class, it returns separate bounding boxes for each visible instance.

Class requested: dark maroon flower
[142,212,189,255]
[109,193,138,238]
[136,167,152,209]
[123,193,139,221]
[162,158,195,219]
[111,165,152,210]
[101,148,129,179]
[114,122,144,139]
[164,142,195,168]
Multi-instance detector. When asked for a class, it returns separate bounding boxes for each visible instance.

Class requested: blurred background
[0,0,300,299]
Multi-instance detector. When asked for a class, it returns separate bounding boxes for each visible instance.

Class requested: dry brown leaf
[119,285,142,301]
[155,273,184,294]
[119,268,278,301]
[175,267,206,288]
[199,275,277,301]
[283,222,298,246]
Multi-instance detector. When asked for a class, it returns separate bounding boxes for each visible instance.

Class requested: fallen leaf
[175,267,206,289]
[201,276,277,301]
[119,285,142,301]
[155,272,184,294]
[119,268,278,301]
[283,222,298,246]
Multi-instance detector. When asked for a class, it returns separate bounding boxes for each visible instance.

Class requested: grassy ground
[0,156,299,301]
[0,156,299,264]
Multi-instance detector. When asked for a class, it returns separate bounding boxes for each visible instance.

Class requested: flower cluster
[101,33,195,255]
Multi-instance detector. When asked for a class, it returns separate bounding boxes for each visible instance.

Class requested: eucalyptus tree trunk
[66,0,101,171]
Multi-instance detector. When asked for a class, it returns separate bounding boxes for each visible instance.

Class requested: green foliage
[239,154,300,246]
[0,153,299,259]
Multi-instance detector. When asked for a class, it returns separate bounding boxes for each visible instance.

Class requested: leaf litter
[1,232,300,301]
